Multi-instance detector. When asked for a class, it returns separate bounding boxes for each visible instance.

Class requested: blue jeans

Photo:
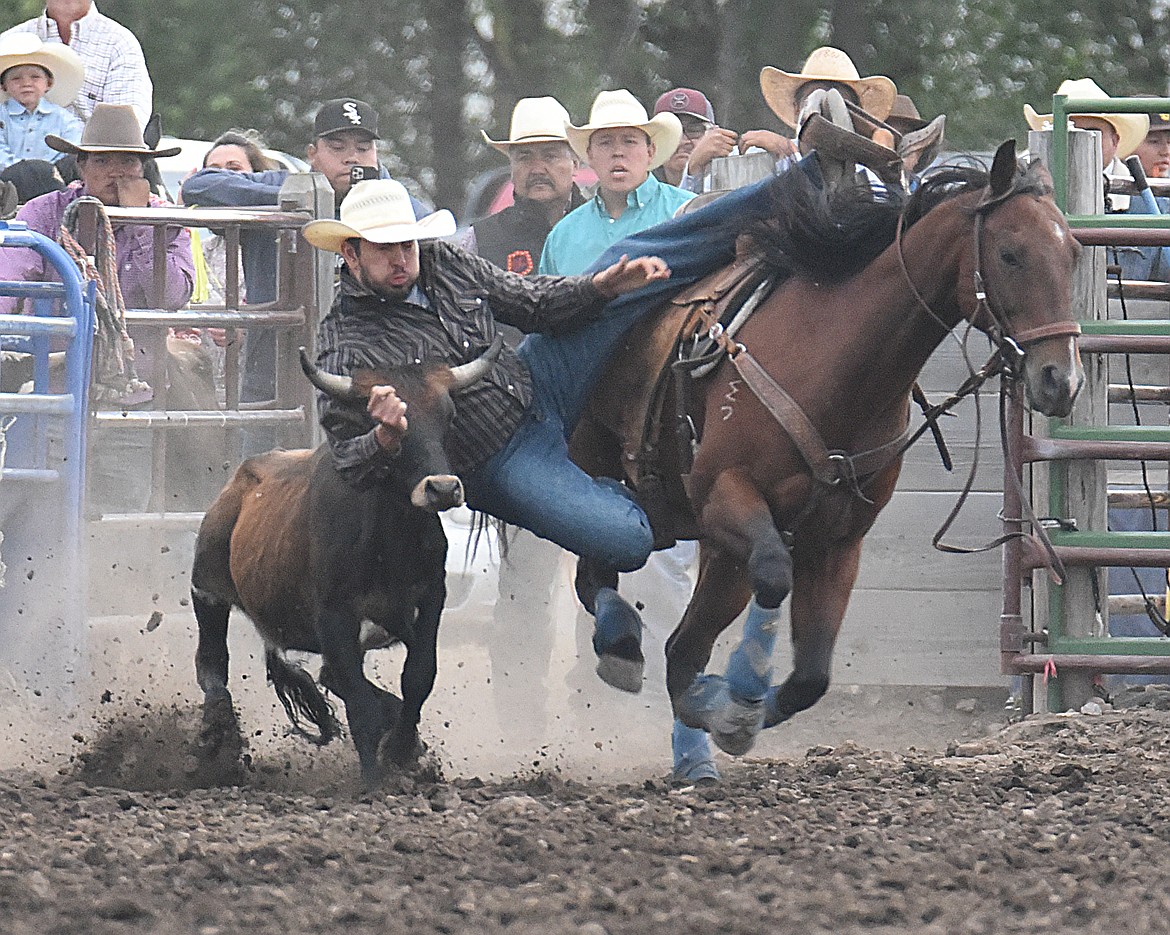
[464,169,796,569]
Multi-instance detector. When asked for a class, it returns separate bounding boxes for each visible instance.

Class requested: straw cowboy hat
[1024,78,1149,161]
[482,96,573,154]
[565,89,682,170]
[760,46,897,129]
[45,103,181,157]
[302,179,456,254]
[0,33,84,108]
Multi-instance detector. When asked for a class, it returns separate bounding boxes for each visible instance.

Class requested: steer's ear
[988,140,1018,199]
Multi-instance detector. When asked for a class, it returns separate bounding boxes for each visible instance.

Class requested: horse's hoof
[671,720,720,784]
[595,651,644,694]
[708,696,764,756]
[676,675,763,756]
[762,685,791,729]
[592,588,643,652]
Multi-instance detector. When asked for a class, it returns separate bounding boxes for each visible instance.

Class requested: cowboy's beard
[354,256,417,302]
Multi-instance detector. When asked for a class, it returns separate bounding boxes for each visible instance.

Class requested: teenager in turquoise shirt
[539,89,692,275]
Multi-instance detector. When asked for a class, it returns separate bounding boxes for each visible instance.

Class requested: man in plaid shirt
[2,1,152,128]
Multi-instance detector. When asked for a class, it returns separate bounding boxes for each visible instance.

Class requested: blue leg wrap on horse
[725,599,781,703]
[591,587,643,655]
[672,718,720,783]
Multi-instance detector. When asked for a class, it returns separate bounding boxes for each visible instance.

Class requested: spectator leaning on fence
[2,0,152,128]
[0,103,193,347]
[1025,78,1150,276]
[181,97,429,455]
[0,103,192,512]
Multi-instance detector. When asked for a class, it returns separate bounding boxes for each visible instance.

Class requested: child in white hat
[0,33,84,172]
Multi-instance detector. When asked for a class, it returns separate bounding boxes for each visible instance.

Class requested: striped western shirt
[2,4,153,126]
[316,239,607,485]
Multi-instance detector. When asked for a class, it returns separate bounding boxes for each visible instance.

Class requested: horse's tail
[264,649,341,746]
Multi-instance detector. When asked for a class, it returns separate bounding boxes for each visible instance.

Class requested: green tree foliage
[8,1,1170,214]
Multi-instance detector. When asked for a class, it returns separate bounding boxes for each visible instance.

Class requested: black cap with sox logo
[314,99,381,140]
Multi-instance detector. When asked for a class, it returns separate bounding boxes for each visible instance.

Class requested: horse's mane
[746,164,904,283]
[901,158,1052,227]
[747,155,1051,284]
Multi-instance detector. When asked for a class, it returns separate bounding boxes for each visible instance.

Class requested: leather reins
[891,181,1080,583]
[701,176,1079,583]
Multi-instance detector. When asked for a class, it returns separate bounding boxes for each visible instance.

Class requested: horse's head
[964,140,1084,417]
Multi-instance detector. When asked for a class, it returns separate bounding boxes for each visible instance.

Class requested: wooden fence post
[1029,127,1108,711]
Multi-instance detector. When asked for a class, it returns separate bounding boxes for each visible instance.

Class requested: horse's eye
[1000,249,1020,267]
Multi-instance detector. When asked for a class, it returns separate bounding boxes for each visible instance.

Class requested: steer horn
[448,335,505,392]
[298,347,361,401]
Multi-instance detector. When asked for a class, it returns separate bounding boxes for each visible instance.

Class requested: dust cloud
[0,505,1009,791]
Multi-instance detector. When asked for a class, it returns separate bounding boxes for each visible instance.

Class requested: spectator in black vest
[465,96,586,276]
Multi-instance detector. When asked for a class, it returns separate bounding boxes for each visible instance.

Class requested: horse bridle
[894,182,1082,375]
[894,179,1080,583]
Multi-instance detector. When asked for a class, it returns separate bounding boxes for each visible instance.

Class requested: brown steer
[191,338,501,784]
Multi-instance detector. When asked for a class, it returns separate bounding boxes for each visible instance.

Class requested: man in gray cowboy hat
[0,102,194,512]
[0,101,193,319]
[467,96,586,275]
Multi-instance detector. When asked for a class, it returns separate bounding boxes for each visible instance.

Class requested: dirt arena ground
[3,549,1169,933]
[4,692,1170,934]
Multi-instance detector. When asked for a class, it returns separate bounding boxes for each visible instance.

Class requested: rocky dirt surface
[3,688,1170,934]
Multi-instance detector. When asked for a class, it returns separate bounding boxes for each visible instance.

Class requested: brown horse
[571,141,1083,780]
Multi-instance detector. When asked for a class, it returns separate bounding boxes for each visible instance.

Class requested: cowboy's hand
[115,178,151,208]
[367,384,408,452]
[686,126,739,175]
[592,255,671,298]
[739,130,798,159]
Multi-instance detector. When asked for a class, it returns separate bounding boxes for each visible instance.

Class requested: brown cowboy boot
[897,114,947,178]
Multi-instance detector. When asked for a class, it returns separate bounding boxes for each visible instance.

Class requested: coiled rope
[57,196,149,404]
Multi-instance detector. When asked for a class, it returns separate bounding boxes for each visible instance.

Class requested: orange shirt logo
[507,250,535,275]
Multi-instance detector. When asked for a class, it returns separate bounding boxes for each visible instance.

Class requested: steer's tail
[264,649,341,745]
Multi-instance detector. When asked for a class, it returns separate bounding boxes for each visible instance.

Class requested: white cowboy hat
[760,46,897,129]
[0,33,84,108]
[565,89,682,170]
[302,179,456,254]
[45,102,181,156]
[481,96,574,154]
[1024,78,1149,161]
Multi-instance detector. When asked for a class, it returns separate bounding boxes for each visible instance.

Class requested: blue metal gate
[0,220,95,683]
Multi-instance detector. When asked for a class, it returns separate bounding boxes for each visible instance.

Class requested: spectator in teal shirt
[539,89,692,275]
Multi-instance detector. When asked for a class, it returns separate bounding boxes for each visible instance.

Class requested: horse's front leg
[664,546,752,781]
[763,537,863,728]
[674,468,793,756]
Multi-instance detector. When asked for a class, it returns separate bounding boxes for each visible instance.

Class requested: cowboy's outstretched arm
[591,254,672,299]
